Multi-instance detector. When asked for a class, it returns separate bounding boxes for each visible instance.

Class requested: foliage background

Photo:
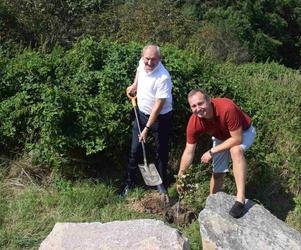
[1,0,301,68]
[0,0,301,249]
[1,36,300,217]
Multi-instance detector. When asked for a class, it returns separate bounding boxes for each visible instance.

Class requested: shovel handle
[126,90,146,158]
[127,92,137,107]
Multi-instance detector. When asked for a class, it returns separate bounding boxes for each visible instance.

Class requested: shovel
[127,93,163,186]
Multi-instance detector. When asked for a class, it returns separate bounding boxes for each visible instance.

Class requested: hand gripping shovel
[127,94,162,186]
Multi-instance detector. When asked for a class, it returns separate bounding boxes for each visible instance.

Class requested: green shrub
[0,38,300,220]
[0,38,209,172]
[173,61,301,217]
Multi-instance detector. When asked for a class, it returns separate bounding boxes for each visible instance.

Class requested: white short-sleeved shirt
[136,59,173,115]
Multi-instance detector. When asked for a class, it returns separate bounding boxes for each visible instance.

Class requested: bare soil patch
[128,192,197,226]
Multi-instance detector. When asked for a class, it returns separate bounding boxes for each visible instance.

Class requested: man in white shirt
[122,44,173,196]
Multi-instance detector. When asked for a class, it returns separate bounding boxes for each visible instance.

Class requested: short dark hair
[187,88,209,100]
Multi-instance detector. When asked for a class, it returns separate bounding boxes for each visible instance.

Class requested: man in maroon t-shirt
[177,89,256,218]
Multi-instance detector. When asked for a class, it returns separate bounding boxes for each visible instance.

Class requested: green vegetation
[0,177,160,249]
[1,0,301,68]
[0,38,300,248]
[1,1,301,249]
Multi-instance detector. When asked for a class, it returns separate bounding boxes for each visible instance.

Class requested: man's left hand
[201,151,212,164]
[138,128,148,143]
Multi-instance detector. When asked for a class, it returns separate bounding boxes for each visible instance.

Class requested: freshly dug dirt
[128,192,197,226]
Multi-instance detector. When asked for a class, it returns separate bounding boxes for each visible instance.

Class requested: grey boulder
[39,219,190,250]
[199,192,301,250]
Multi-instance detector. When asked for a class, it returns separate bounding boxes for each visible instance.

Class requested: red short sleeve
[186,115,203,144]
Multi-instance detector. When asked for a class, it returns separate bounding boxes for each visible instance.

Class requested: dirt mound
[129,192,197,226]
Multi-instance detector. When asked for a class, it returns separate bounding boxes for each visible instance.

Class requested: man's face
[188,92,212,119]
[142,46,160,73]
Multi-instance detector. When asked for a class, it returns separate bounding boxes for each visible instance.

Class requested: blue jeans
[126,109,172,187]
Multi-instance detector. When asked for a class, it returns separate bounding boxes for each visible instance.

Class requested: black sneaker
[229,201,245,218]
[157,184,167,194]
[119,184,132,197]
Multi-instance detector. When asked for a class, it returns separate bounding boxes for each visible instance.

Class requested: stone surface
[199,192,301,250]
[39,219,190,250]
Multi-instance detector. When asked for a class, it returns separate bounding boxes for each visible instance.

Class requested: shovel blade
[138,163,162,186]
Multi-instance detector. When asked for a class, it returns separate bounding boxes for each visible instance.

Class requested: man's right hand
[176,174,185,193]
[176,182,184,193]
[127,84,137,96]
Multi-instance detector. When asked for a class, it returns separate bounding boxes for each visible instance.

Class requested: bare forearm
[133,72,138,87]
[210,137,241,154]
[210,127,243,154]
[145,99,165,128]
[127,72,138,94]
[176,143,196,193]
[178,145,196,176]
[139,99,165,142]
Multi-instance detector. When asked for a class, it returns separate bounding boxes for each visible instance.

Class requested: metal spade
[127,94,162,186]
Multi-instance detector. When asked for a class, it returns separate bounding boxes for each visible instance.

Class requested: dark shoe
[157,184,167,194]
[229,201,245,218]
[119,184,132,197]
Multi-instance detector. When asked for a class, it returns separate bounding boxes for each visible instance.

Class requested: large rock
[39,219,190,250]
[199,192,301,250]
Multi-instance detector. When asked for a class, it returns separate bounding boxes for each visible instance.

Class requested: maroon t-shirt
[186,98,251,143]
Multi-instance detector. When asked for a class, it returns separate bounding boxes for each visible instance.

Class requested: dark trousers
[126,109,172,187]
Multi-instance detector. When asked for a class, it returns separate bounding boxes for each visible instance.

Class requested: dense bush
[213,62,301,194]
[1,0,301,68]
[175,61,301,229]
[95,0,197,48]
[0,38,206,171]
[201,62,301,221]
[0,38,300,226]
[178,0,301,68]
[0,0,105,48]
